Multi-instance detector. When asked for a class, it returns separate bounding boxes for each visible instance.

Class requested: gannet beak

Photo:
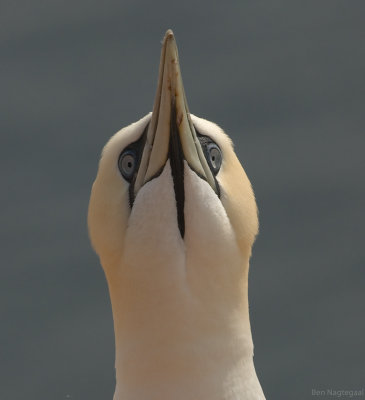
[134,30,218,197]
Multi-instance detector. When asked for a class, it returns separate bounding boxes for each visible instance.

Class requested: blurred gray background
[1,1,364,399]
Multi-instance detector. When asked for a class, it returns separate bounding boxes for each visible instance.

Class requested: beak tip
[163,30,176,49]
[165,29,174,39]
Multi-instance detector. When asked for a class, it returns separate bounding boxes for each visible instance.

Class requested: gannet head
[88,31,258,273]
[88,29,263,399]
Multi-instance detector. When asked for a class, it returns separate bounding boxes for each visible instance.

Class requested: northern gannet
[88,30,265,400]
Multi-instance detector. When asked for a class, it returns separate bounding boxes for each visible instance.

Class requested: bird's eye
[206,143,222,174]
[118,150,137,181]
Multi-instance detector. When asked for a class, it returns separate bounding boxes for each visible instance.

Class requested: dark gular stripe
[169,101,185,238]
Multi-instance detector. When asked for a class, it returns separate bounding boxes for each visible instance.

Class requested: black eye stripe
[196,133,212,147]
[196,131,222,175]
[195,130,222,198]
[117,123,149,207]
[119,124,221,208]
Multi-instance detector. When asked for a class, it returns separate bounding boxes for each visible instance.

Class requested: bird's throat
[102,160,264,399]
[107,264,257,400]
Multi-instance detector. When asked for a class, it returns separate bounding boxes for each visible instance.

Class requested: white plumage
[88,30,265,400]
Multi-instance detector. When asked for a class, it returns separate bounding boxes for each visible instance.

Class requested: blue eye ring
[118,150,137,181]
[206,143,222,174]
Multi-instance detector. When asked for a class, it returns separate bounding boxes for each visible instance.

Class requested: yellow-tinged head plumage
[88,31,258,268]
[87,30,264,400]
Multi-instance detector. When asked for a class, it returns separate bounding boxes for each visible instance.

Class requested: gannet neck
[88,30,265,400]
[99,162,264,400]
[107,259,261,400]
